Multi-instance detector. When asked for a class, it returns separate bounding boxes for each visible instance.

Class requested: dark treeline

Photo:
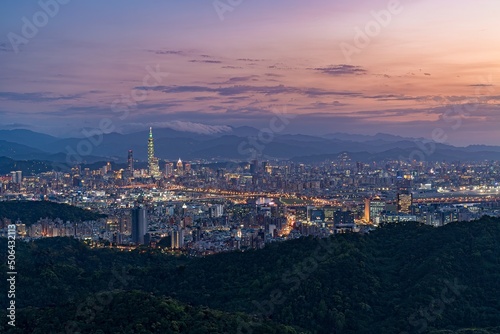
[1,218,500,333]
[0,201,106,226]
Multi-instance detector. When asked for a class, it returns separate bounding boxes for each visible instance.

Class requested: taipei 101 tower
[148,127,161,178]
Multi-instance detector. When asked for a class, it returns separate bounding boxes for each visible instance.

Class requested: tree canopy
[0,201,106,225]
[1,218,500,333]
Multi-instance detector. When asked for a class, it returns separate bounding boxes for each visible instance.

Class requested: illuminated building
[127,149,134,173]
[364,197,386,223]
[165,162,174,176]
[147,127,161,178]
[10,171,22,184]
[131,206,148,245]
[209,204,224,218]
[334,210,355,226]
[334,210,356,233]
[171,228,185,249]
[397,193,413,214]
[396,177,413,214]
[176,158,183,174]
[310,208,325,223]
[381,213,417,223]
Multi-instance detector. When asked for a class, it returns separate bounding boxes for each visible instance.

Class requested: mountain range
[0,127,500,170]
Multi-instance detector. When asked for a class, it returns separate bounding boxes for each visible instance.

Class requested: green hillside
[0,201,106,225]
[1,218,500,333]
[3,290,298,334]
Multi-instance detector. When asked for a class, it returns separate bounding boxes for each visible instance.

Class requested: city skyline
[1,0,499,145]
[2,2,500,333]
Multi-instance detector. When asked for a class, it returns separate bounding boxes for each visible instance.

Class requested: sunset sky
[1,0,499,145]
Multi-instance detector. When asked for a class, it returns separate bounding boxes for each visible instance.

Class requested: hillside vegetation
[0,201,106,225]
[1,218,500,333]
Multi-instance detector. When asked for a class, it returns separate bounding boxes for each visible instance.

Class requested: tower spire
[148,127,160,178]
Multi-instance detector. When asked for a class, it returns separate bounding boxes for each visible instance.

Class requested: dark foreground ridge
[0,201,106,226]
[1,218,500,333]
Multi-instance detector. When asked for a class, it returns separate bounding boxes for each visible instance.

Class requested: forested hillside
[0,201,106,225]
[1,218,500,333]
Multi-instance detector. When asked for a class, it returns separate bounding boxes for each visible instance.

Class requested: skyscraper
[364,197,386,223]
[127,149,134,173]
[165,161,174,176]
[176,158,183,175]
[148,127,154,166]
[171,228,185,249]
[396,177,413,214]
[10,171,22,184]
[131,206,148,245]
[147,127,160,178]
[397,193,413,214]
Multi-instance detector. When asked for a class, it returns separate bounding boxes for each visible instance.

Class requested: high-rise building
[396,177,413,214]
[334,210,356,233]
[10,171,16,183]
[250,160,259,174]
[147,128,161,178]
[101,165,109,175]
[176,158,183,173]
[71,165,81,176]
[165,162,174,176]
[148,127,154,167]
[127,150,134,173]
[192,227,201,242]
[131,206,148,245]
[364,197,386,223]
[209,204,224,218]
[171,228,184,249]
[334,210,355,226]
[324,206,341,226]
[397,193,413,214]
[397,178,412,193]
[262,161,268,173]
[10,171,22,184]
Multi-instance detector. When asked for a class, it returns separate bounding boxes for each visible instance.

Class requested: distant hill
[0,156,70,175]
[2,218,500,333]
[3,127,500,163]
[321,132,411,143]
[465,144,500,153]
[0,129,58,150]
[291,147,500,163]
[0,201,106,225]
[0,140,46,158]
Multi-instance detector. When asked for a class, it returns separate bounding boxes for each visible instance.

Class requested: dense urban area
[2,128,500,256]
